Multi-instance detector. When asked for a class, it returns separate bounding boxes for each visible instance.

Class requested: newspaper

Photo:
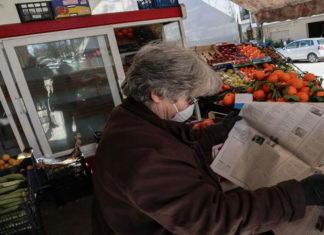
[210,103,324,235]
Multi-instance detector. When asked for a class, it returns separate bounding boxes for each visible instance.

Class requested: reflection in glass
[16,36,118,154]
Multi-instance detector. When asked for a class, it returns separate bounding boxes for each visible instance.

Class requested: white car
[278,38,324,63]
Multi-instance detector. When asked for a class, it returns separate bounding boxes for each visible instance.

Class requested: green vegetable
[0,205,20,215]
[0,182,22,195]
[0,197,25,207]
[0,174,25,183]
[0,179,24,188]
[1,199,24,209]
[0,188,27,201]
[0,210,26,223]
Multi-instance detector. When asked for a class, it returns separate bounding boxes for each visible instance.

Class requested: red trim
[0,7,182,39]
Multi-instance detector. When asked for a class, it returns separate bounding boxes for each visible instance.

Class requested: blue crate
[137,0,154,9]
[154,0,179,8]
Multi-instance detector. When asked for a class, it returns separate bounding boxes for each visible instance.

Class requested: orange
[291,79,304,90]
[202,119,214,126]
[303,81,309,87]
[300,87,310,93]
[273,70,284,76]
[223,85,230,90]
[247,86,253,93]
[277,97,286,102]
[2,154,10,161]
[297,92,309,102]
[262,63,269,68]
[304,73,316,81]
[286,86,298,96]
[253,89,266,100]
[266,99,274,102]
[288,72,298,80]
[0,159,4,165]
[317,91,324,96]
[255,71,266,81]
[262,85,271,93]
[223,93,235,106]
[27,165,33,170]
[8,158,16,165]
[279,73,291,82]
[192,123,201,130]
[267,74,278,83]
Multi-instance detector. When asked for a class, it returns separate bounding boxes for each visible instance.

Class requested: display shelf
[233,62,254,68]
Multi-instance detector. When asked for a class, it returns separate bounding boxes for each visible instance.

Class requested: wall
[263,14,324,43]
[0,0,48,25]
[179,0,240,47]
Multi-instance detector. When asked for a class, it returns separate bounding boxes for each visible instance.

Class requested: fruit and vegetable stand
[194,41,324,117]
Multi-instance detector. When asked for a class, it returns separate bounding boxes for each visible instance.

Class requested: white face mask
[171,103,195,122]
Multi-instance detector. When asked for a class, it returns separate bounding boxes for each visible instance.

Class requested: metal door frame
[0,46,42,156]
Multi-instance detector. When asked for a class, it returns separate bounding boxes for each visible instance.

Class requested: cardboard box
[51,0,91,18]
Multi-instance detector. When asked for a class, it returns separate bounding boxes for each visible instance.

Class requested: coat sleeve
[191,121,230,151]
[125,151,306,235]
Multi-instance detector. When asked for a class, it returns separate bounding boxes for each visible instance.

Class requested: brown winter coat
[92,98,305,235]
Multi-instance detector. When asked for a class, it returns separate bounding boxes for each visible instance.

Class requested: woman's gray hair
[121,42,222,105]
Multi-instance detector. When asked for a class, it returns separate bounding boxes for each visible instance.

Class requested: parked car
[277,38,324,63]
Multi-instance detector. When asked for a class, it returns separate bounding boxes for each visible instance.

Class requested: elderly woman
[92,42,324,234]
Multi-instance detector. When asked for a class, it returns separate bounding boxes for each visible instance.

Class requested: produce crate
[258,45,285,63]
[15,1,54,23]
[40,156,92,205]
[0,156,34,177]
[43,156,91,181]
[198,95,239,118]
[216,67,249,88]
[195,44,232,66]
[0,172,44,235]
[216,43,251,66]
[49,172,92,205]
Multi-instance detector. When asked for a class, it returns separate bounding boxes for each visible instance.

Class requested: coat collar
[121,97,196,145]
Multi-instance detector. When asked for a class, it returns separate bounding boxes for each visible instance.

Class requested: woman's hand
[301,174,324,206]
[223,111,242,132]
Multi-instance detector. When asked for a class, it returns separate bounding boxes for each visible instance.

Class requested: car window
[287,41,299,49]
[300,40,312,47]
[318,39,324,45]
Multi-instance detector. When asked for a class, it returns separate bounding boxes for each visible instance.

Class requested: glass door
[3,28,122,158]
[0,47,42,157]
[0,74,25,157]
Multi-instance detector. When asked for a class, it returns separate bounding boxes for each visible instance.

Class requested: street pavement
[293,61,324,79]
